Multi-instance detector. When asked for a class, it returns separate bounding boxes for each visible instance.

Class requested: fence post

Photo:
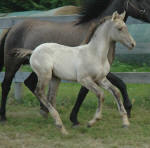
[14,82,23,102]
[14,71,24,102]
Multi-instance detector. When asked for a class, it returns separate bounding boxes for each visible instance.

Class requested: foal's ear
[120,11,126,20]
[112,11,119,21]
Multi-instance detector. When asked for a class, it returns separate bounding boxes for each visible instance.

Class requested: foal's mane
[81,16,112,45]
[77,0,111,24]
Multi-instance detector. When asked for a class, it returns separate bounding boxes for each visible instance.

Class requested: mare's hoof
[39,109,48,119]
[72,122,80,128]
[127,112,131,118]
[0,117,7,124]
[125,104,132,118]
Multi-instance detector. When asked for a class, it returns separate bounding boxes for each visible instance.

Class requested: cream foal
[14,12,136,134]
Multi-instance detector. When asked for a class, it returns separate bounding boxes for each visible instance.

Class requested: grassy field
[0,82,150,148]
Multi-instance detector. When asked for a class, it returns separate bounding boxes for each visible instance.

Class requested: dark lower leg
[70,86,89,125]
[106,72,132,117]
[24,72,48,113]
[0,76,14,121]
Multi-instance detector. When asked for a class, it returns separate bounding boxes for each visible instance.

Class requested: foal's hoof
[125,104,132,118]
[87,124,91,128]
[87,120,96,128]
[39,109,48,119]
[122,124,129,129]
[61,128,69,135]
[87,122,92,128]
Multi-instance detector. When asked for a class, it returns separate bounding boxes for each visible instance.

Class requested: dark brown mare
[0,0,150,126]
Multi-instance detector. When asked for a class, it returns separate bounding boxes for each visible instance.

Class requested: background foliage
[0,0,81,13]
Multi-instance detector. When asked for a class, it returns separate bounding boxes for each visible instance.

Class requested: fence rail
[1,72,150,100]
[1,72,150,84]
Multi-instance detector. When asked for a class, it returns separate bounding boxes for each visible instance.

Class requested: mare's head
[126,0,150,22]
[77,0,150,24]
[109,11,136,49]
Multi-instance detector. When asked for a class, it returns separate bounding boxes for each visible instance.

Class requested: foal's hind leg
[79,77,104,127]
[0,56,23,121]
[47,76,60,108]
[34,74,68,135]
[24,72,49,118]
[100,78,130,127]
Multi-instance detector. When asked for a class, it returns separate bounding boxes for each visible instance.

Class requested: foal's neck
[88,22,112,62]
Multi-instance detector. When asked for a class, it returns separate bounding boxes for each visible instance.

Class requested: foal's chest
[92,60,110,81]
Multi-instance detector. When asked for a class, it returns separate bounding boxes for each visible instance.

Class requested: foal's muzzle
[128,40,136,50]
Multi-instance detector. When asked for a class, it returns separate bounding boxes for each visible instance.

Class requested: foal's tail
[9,48,33,60]
[0,29,10,71]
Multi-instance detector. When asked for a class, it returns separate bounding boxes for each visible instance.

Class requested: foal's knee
[96,91,104,100]
[35,87,42,98]
[110,87,121,99]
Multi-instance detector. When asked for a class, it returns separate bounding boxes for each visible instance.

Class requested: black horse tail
[9,48,33,60]
[0,29,10,71]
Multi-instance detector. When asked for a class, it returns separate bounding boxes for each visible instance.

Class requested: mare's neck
[88,22,113,62]
[94,0,128,23]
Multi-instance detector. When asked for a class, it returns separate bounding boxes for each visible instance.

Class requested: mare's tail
[0,29,10,71]
[9,48,33,60]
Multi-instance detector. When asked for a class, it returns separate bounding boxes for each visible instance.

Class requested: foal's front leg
[99,78,130,127]
[106,72,132,117]
[79,77,104,127]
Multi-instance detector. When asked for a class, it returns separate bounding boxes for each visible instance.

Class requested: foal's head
[109,11,136,49]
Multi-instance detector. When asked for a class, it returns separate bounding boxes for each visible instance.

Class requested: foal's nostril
[131,43,135,48]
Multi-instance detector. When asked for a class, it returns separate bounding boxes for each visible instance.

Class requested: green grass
[0,83,150,148]
[1,60,150,147]
[111,60,150,72]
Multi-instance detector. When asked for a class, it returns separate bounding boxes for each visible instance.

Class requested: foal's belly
[53,65,77,81]
[52,56,77,81]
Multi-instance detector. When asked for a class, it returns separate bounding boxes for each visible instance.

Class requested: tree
[0,0,81,13]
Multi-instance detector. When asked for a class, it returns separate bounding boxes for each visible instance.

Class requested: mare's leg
[35,73,68,135]
[24,72,49,117]
[70,86,89,126]
[79,77,104,127]
[106,72,132,117]
[24,72,37,92]
[0,56,23,121]
[100,78,129,127]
